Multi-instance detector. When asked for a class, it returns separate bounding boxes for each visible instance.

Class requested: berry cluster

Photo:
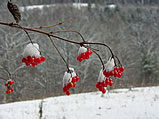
[62,68,79,95]
[4,80,14,94]
[103,66,125,78]
[63,76,79,95]
[22,43,45,67]
[96,58,125,94]
[96,69,114,94]
[22,56,45,67]
[96,78,113,94]
[77,46,93,62]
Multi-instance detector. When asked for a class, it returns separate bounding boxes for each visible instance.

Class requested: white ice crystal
[23,43,41,58]
[98,69,106,82]
[78,46,87,56]
[63,68,77,87]
[104,58,115,72]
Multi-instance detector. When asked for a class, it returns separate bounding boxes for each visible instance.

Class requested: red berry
[72,83,76,88]
[96,82,100,89]
[109,78,112,82]
[40,56,45,62]
[8,80,15,85]
[105,78,110,84]
[6,88,14,94]
[114,67,119,72]
[75,76,79,82]
[102,89,106,94]
[88,50,93,55]
[28,57,33,63]
[27,56,31,60]
[6,90,10,94]
[80,53,86,59]
[5,83,8,87]
[85,55,89,59]
[110,70,114,76]
[32,63,36,67]
[85,51,90,57]
[118,72,123,78]
[10,88,14,92]
[72,77,76,83]
[68,82,73,89]
[114,71,118,77]
[104,80,108,87]
[36,58,41,64]
[103,71,107,75]
[120,66,125,72]
[77,56,83,62]
[101,81,106,87]
[63,86,67,93]
[66,91,70,96]
[109,81,113,86]
[99,86,103,91]
[103,71,110,77]
[22,58,26,63]
[25,61,30,66]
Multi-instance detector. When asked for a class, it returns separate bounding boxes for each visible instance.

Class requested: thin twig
[92,50,105,70]
[48,36,70,71]
[25,22,62,29]
[114,55,121,66]
[82,42,114,58]
[50,30,85,42]
[17,24,33,44]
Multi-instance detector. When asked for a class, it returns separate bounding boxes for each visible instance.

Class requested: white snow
[0,86,159,119]
[19,4,56,12]
[105,58,115,72]
[107,4,117,9]
[98,69,105,82]
[63,67,77,87]
[23,43,40,58]
[19,3,96,12]
[78,46,87,56]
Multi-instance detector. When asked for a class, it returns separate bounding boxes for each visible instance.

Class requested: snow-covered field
[0,86,159,119]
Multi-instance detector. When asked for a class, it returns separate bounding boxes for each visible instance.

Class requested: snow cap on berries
[77,46,93,62]
[104,58,115,72]
[78,46,87,56]
[23,43,40,58]
[98,69,105,82]
[63,67,76,87]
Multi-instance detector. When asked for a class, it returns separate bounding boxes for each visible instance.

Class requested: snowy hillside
[0,86,159,119]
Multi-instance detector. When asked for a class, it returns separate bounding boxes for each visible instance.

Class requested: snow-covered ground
[0,86,159,119]
[19,3,96,12]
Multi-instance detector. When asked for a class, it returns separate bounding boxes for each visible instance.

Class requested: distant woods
[0,0,159,6]
[0,1,158,103]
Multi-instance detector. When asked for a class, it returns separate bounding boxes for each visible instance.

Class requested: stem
[17,24,43,55]
[17,24,33,44]
[114,55,121,66]
[0,22,80,45]
[25,22,62,29]
[83,45,104,70]
[48,36,69,71]
[82,42,114,57]
[92,50,105,70]
[50,30,85,42]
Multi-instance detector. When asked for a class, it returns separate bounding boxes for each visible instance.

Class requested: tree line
[0,1,158,103]
[0,0,159,6]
